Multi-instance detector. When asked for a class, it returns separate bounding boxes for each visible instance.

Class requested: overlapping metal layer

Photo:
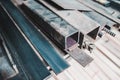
[0,5,51,80]
[21,0,79,50]
[0,0,69,74]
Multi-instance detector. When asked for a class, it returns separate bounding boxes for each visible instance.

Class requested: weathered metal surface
[0,0,69,74]
[69,48,93,67]
[0,57,16,80]
[0,4,51,79]
[57,11,100,35]
[56,10,100,47]
[78,0,120,25]
[93,0,110,7]
[51,0,92,11]
[23,0,77,37]
[83,11,116,27]
[110,0,120,11]
[0,42,16,80]
[21,0,79,49]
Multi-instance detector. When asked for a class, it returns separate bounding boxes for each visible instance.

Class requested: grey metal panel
[21,3,66,49]
[23,1,78,37]
[83,11,116,27]
[22,0,79,49]
[57,11,100,34]
[56,10,100,40]
[69,48,93,67]
[78,0,120,25]
[51,0,92,11]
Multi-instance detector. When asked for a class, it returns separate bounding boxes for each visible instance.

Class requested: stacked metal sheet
[21,0,79,50]
[0,5,51,79]
[56,11,100,47]
[0,0,69,75]
[50,0,91,11]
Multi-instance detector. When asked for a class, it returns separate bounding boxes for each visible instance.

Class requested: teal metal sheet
[0,6,50,80]
[0,0,69,74]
